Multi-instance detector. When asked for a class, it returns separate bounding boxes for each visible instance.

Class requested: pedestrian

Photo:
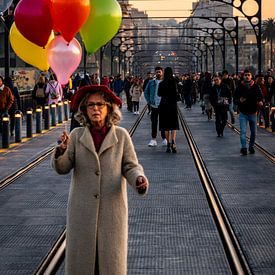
[113,74,124,102]
[144,66,167,147]
[209,75,231,137]
[0,75,14,134]
[222,70,236,124]
[69,76,92,131]
[45,74,63,105]
[158,67,179,153]
[201,72,213,120]
[52,85,148,275]
[4,76,20,136]
[124,75,133,112]
[130,77,143,114]
[32,75,47,109]
[234,69,264,155]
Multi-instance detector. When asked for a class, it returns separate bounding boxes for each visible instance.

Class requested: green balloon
[80,0,122,54]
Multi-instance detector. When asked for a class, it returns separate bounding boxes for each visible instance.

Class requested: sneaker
[240,148,247,156]
[148,139,157,147]
[136,111,139,115]
[249,146,255,154]
[161,139,167,146]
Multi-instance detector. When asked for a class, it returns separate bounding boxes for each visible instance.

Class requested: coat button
[94,194,99,199]
[95,171,100,176]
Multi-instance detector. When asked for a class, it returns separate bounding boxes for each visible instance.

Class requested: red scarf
[90,126,109,153]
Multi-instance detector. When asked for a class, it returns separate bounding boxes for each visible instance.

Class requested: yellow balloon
[9,23,54,71]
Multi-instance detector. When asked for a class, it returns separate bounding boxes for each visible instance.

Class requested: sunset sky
[129,0,274,20]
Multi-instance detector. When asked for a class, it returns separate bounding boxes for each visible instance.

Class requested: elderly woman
[52,85,148,275]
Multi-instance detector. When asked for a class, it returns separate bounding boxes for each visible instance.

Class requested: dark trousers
[151,107,165,139]
[214,107,228,135]
[132,101,139,112]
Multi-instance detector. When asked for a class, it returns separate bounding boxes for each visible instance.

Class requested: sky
[129,0,274,20]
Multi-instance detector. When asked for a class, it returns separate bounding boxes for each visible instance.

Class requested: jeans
[151,107,165,139]
[239,112,257,149]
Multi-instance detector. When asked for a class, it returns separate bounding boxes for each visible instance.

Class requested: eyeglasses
[86,102,109,109]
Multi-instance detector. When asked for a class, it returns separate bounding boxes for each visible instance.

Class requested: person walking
[209,75,231,137]
[158,67,179,153]
[45,74,63,105]
[222,70,236,124]
[144,66,167,147]
[201,72,213,120]
[234,69,263,155]
[4,76,20,136]
[0,75,14,134]
[130,77,143,115]
[52,85,148,275]
[32,75,47,109]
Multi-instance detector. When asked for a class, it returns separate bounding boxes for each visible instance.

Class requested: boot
[171,140,177,153]
[166,143,171,153]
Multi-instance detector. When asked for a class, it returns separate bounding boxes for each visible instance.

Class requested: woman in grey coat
[52,85,149,275]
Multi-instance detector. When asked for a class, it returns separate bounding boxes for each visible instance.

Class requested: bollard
[14,110,22,143]
[57,101,63,124]
[44,105,50,130]
[51,104,57,127]
[36,106,43,134]
[63,100,69,121]
[271,107,275,132]
[26,108,33,138]
[1,113,10,148]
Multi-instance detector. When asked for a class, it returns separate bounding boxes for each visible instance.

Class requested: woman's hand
[136,176,148,195]
[58,131,70,152]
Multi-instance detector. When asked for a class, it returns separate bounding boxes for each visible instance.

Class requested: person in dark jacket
[234,69,263,155]
[222,70,236,124]
[4,76,20,136]
[209,75,231,137]
[158,67,179,153]
[0,75,14,134]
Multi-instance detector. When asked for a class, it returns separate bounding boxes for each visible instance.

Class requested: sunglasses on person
[86,102,110,109]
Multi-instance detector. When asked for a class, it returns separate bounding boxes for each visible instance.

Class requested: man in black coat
[210,75,231,137]
[234,69,263,155]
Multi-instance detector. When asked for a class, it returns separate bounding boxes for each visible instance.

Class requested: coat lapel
[98,125,118,156]
[79,127,97,157]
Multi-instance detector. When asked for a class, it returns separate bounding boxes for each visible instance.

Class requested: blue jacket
[144,79,161,108]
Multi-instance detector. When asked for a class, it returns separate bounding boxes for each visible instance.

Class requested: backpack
[36,86,45,98]
[49,82,59,99]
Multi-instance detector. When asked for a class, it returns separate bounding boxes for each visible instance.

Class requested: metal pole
[35,106,42,134]
[236,18,239,74]
[223,29,226,71]
[100,47,104,78]
[1,113,10,148]
[14,111,22,143]
[26,108,33,138]
[44,105,50,130]
[258,0,262,74]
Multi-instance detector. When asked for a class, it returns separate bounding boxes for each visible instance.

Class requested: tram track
[178,107,252,275]
[34,105,148,275]
[227,122,275,164]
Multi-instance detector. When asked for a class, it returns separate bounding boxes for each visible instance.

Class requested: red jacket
[0,86,14,111]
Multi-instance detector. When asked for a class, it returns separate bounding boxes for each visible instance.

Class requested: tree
[262,18,275,69]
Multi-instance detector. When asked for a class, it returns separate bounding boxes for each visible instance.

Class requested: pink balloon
[14,0,53,47]
[47,36,82,85]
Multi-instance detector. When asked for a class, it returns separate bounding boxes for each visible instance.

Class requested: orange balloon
[50,0,90,43]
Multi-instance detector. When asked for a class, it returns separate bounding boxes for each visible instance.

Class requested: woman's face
[0,78,3,86]
[86,93,109,128]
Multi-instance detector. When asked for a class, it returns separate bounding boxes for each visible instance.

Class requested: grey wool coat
[52,125,148,275]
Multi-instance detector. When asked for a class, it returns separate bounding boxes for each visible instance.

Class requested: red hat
[71,85,122,112]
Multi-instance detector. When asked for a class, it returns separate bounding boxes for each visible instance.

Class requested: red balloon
[14,0,53,47]
[50,0,90,43]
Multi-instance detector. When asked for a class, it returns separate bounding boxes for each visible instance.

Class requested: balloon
[47,36,82,85]
[50,0,90,43]
[0,0,13,13]
[80,0,122,54]
[14,0,53,47]
[9,23,53,71]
